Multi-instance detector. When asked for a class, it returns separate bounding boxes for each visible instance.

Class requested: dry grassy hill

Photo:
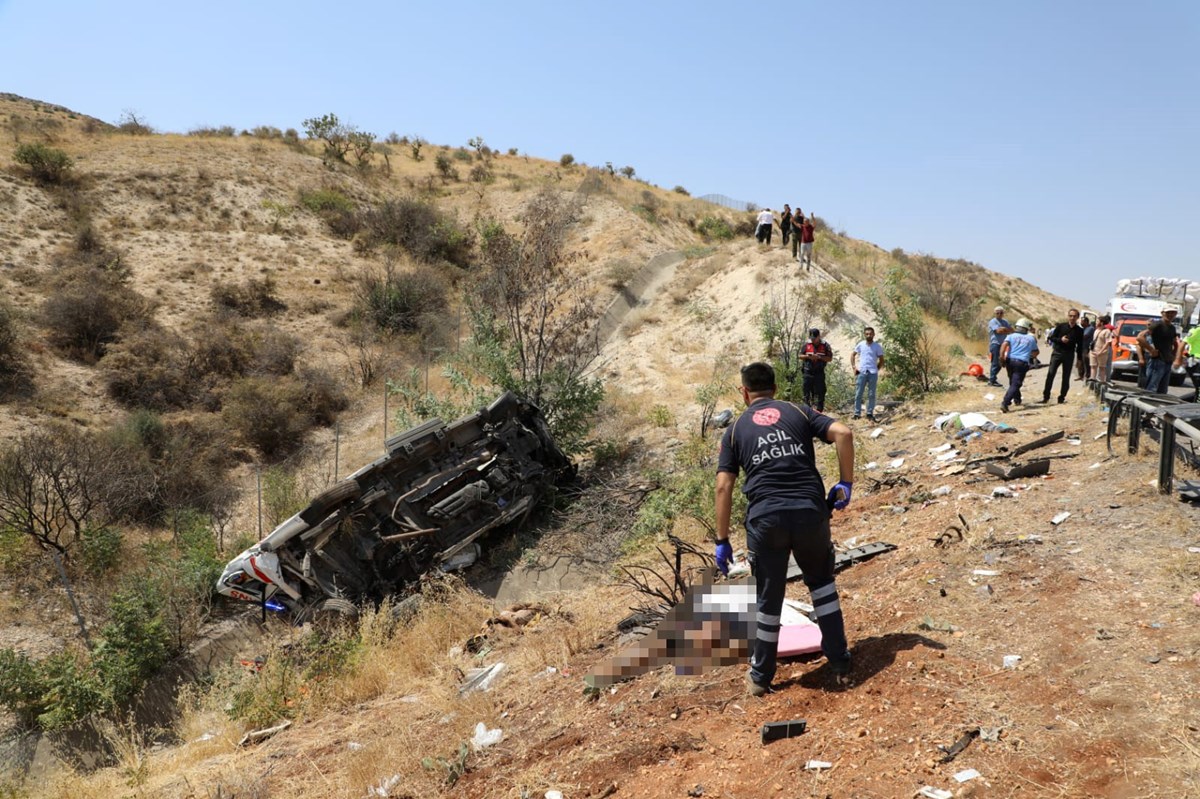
[5,94,1183,799]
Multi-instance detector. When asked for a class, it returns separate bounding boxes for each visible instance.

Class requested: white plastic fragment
[932,485,951,496]
[864,461,878,470]
[1051,512,1071,525]
[992,487,1013,498]
[890,458,905,468]
[936,452,958,462]
[1188,547,1200,554]
[870,427,885,438]
[929,443,954,454]
[368,775,403,797]
[919,787,953,799]
[972,569,1000,577]
[470,722,503,750]
[1089,462,1102,469]
[954,768,981,783]
[545,792,565,799]
[1094,432,1106,440]
[805,760,833,770]
[348,741,365,751]
[459,662,506,695]
[983,392,995,401]
[1002,654,1022,669]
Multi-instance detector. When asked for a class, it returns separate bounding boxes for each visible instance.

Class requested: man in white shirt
[850,327,885,421]
[755,209,775,244]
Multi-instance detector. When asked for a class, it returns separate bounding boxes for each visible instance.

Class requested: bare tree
[0,428,147,556]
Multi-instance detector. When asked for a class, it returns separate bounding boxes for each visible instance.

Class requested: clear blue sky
[2,0,1196,310]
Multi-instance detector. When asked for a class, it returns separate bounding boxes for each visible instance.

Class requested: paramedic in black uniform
[714,361,855,695]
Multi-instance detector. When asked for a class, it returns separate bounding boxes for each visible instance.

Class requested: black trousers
[781,225,791,246]
[1002,359,1030,408]
[746,508,848,687]
[1042,350,1074,401]
[755,223,773,244]
[802,370,827,411]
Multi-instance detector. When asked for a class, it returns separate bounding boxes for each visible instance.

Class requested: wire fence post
[256,466,263,540]
[51,552,91,650]
[383,382,389,448]
[334,422,340,481]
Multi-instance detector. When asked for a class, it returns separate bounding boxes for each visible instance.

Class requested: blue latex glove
[827,481,853,511]
[714,540,733,575]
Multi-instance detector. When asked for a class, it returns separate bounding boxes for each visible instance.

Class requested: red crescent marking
[752,407,781,426]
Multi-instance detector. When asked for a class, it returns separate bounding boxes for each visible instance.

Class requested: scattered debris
[985,459,1050,479]
[933,514,969,547]
[919,786,954,799]
[992,487,1014,498]
[919,616,961,633]
[929,443,954,454]
[1097,629,1115,640]
[1003,654,1022,669]
[890,457,906,468]
[687,785,705,797]
[238,720,292,747]
[936,451,959,462]
[367,775,403,797]
[937,728,979,763]
[870,427,885,439]
[459,662,506,695]
[864,461,878,470]
[931,485,951,496]
[973,569,1001,577]
[761,719,807,743]
[1011,430,1065,457]
[954,768,982,783]
[805,760,833,770]
[470,722,503,750]
[1051,512,1071,525]
[979,726,1002,742]
[545,792,565,799]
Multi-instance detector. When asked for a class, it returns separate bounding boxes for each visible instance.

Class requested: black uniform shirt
[717,398,832,520]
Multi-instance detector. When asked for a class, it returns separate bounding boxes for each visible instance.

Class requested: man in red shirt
[798,217,815,268]
[800,328,833,412]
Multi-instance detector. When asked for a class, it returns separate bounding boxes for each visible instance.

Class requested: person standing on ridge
[1076,316,1094,381]
[1136,306,1180,394]
[999,318,1039,412]
[755,208,775,244]
[798,216,816,268]
[780,204,793,248]
[986,306,1013,387]
[1041,308,1084,404]
[800,328,833,412]
[714,361,855,696]
[851,327,884,421]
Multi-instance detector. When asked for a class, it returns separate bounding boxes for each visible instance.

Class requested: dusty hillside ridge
[6,94,1192,799]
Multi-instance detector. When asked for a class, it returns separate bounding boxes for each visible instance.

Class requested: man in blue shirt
[851,327,885,421]
[714,362,855,695]
[987,307,1013,387]
[999,318,1039,413]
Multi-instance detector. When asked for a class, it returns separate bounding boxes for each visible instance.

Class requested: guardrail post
[1128,405,1142,454]
[1158,421,1176,495]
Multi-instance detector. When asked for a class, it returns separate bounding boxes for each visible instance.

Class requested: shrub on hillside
[673,185,690,195]
[358,198,474,267]
[434,153,459,182]
[41,276,150,362]
[357,262,449,333]
[102,325,194,410]
[294,366,349,426]
[211,275,287,316]
[188,125,236,137]
[559,154,575,167]
[696,216,734,241]
[298,187,354,214]
[14,143,73,185]
[0,301,31,398]
[222,376,308,458]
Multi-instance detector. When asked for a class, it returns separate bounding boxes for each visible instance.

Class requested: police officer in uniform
[714,362,855,696]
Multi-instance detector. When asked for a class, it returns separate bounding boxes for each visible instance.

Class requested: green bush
[866,267,951,396]
[358,198,474,267]
[79,527,123,576]
[14,143,73,185]
[188,125,236,138]
[102,326,194,410]
[434,153,458,182]
[696,216,734,241]
[92,588,170,707]
[298,187,354,214]
[294,365,349,426]
[673,185,690,195]
[357,263,449,333]
[559,154,575,167]
[0,300,31,397]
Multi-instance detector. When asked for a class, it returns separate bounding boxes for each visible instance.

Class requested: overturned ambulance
[217,392,571,619]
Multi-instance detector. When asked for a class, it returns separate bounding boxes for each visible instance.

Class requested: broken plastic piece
[954,768,981,783]
[470,722,503,750]
[805,760,833,770]
[938,728,979,763]
[1003,654,1022,668]
[918,787,953,799]
[459,662,506,695]
[1051,512,1071,525]
[986,459,1050,479]
[931,485,951,496]
[992,486,1014,498]
[761,719,807,743]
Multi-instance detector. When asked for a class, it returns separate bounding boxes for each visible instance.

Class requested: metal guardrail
[1093,379,1200,495]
